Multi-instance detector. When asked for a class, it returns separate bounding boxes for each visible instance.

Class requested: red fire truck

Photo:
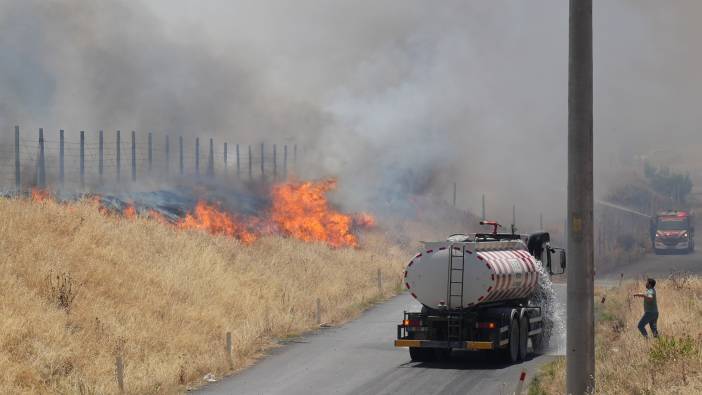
[652,211,695,254]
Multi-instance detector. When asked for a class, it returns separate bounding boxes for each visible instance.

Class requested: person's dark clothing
[638,312,659,338]
[638,288,659,337]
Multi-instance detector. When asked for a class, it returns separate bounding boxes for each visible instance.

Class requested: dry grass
[0,197,407,394]
[530,275,702,394]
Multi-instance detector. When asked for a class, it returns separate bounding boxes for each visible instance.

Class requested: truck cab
[653,211,695,254]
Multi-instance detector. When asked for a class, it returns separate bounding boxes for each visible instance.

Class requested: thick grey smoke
[2,0,701,229]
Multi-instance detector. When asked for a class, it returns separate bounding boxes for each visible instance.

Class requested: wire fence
[1,126,300,193]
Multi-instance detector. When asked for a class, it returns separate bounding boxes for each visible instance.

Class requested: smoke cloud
[1,0,701,231]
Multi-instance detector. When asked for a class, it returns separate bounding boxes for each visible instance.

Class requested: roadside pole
[453,182,457,207]
[567,0,595,394]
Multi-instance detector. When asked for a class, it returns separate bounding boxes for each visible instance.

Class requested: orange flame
[31,188,52,203]
[27,179,375,248]
[177,201,258,244]
[122,204,137,219]
[271,179,360,247]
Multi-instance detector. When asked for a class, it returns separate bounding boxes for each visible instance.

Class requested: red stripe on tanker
[491,250,511,301]
[489,250,511,300]
[480,251,504,302]
[491,251,511,301]
[479,251,499,302]
[404,240,544,309]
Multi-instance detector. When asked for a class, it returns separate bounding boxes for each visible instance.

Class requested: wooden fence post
[165,134,170,175]
[377,268,382,293]
[115,355,124,393]
[207,138,214,177]
[452,182,456,207]
[195,137,200,176]
[60,130,65,187]
[248,145,252,180]
[273,144,277,178]
[226,331,233,368]
[316,298,321,325]
[179,136,184,176]
[38,128,46,188]
[116,130,121,182]
[148,132,153,174]
[80,131,85,188]
[224,142,228,173]
[98,130,103,184]
[130,131,136,182]
[236,144,240,177]
[14,126,20,194]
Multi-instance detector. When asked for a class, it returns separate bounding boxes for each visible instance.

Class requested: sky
[1,0,701,229]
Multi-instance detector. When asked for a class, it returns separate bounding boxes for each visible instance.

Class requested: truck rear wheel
[409,347,435,362]
[503,317,519,364]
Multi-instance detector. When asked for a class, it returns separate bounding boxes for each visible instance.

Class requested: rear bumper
[394,339,494,350]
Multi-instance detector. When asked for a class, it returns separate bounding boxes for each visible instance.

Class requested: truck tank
[404,239,541,309]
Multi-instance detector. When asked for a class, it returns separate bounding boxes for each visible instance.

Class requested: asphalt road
[199,285,566,395]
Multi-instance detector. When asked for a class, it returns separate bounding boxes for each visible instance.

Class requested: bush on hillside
[644,161,693,203]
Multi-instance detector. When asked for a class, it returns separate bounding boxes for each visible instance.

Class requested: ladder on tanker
[446,244,465,343]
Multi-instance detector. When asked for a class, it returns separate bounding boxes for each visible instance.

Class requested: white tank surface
[404,239,541,309]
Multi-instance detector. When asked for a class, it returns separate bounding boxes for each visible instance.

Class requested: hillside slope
[0,198,405,394]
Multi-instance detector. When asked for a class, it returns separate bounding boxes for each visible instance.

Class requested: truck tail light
[476,322,496,329]
[403,319,421,327]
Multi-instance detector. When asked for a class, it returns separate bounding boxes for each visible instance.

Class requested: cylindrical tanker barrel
[404,242,541,309]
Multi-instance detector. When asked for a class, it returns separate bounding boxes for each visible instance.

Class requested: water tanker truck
[394,221,566,363]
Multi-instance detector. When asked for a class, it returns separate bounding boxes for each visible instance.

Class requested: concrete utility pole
[567,1,595,394]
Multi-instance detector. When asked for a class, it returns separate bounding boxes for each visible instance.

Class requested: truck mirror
[559,250,566,270]
[546,247,553,273]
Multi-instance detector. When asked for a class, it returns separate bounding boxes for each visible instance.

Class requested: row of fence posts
[12,126,298,192]
[112,268,386,392]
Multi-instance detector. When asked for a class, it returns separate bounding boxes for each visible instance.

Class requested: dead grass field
[0,197,407,394]
[530,275,702,394]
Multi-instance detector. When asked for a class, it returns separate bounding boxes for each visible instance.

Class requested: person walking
[633,278,659,338]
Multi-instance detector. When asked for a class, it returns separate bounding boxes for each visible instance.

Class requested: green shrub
[649,335,696,364]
